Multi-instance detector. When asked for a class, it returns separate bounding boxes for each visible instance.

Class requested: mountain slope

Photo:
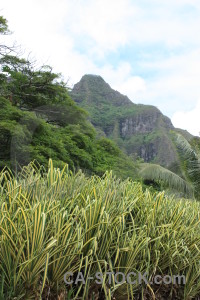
[70,74,193,172]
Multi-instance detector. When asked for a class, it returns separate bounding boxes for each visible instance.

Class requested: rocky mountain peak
[72,74,132,106]
[70,74,191,170]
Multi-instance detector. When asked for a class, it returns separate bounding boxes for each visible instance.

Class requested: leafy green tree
[0,16,9,34]
[0,15,18,60]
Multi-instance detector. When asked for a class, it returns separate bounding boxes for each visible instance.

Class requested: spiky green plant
[0,159,200,299]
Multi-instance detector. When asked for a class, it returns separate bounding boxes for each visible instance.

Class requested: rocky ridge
[70,74,194,171]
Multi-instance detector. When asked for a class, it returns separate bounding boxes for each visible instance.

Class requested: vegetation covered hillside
[70,74,197,173]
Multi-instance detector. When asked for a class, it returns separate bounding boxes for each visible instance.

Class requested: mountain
[70,74,194,172]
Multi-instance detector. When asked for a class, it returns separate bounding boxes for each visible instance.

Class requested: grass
[0,160,200,299]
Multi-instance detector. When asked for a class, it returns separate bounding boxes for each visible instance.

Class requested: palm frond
[175,134,200,198]
[140,163,194,197]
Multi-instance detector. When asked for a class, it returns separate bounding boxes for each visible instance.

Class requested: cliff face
[120,111,173,137]
[70,74,191,170]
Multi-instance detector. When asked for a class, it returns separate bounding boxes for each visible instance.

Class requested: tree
[140,133,200,200]
[176,133,200,199]
[0,16,9,35]
[0,15,16,57]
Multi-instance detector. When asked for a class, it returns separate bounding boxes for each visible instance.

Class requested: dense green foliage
[0,16,139,179]
[1,160,200,299]
[0,90,138,178]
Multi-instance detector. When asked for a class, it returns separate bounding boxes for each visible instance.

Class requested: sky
[1,0,200,136]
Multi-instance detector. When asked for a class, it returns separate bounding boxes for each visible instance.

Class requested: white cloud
[73,62,147,102]
[172,100,200,136]
[67,0,138,51]
[114,76,146,101]
[135,48,200,116]
[1,0,200,135]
